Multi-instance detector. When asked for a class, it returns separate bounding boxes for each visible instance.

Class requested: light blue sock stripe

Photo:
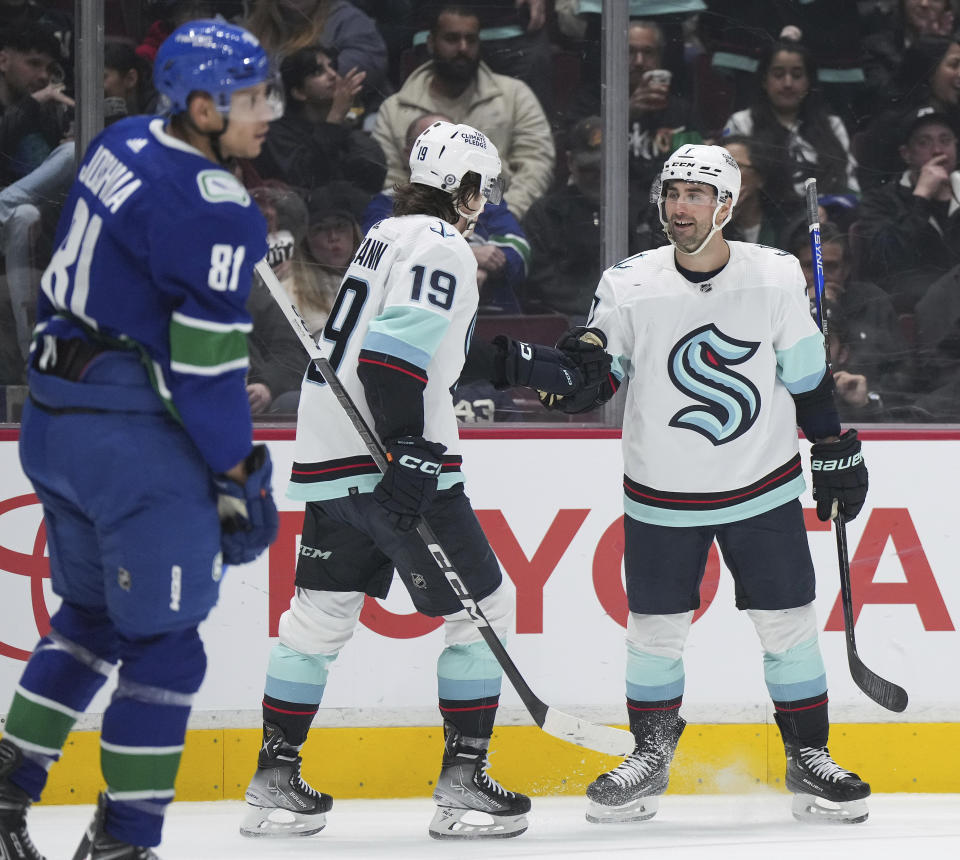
[626,644,684,701]
[437,677,503,700]
[264,643,335,705]
[264,677,326,704]
[763,637,828,701]
[437,640,503,701]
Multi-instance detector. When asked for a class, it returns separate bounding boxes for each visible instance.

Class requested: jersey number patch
[208,244,246,292]
[307,276,369,385]
[40,197,103,323]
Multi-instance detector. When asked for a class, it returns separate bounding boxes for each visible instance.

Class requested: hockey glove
[214,444,279,565]
[490,335,581,394]
[540,327,618,412]
[374,436,447,532]
[810,429,868,521]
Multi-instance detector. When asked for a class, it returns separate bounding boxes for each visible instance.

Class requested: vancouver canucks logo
[667,324,761,445]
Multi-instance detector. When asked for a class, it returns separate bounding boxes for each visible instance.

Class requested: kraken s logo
[667,324,761,445]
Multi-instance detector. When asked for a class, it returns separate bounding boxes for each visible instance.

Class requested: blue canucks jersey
[35,115,267,473]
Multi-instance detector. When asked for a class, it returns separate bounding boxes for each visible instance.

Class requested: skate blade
[791,793,869,824]
[428,806,528,839]
[585,796,660,824]
[239,803,327,838]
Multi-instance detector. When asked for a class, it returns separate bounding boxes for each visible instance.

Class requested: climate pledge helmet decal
[667,323,761,445]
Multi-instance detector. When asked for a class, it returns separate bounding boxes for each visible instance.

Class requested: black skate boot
[239,721,332,838]
[785,744,871,824]
[585,715,686,824]
[72,793,159,859]
[0,739,46,860]
[428,721,530,839]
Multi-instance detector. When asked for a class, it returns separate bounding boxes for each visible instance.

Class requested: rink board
[0,429,958,800]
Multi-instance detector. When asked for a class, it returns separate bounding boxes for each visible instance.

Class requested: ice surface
[27,794,960,859]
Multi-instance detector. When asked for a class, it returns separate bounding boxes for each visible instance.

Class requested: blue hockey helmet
[154,19,279,117]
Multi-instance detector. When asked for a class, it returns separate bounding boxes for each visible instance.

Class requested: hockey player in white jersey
[549,144,872,825]
[240,121,605,841]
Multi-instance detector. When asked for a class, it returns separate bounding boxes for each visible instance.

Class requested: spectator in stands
[136,1,215,64]
[522,116,616,322]
[245,0,389,111]
[0,0,73,88]
[365,112,528,313]
[294,180,368,337]
[722,39,859,200]
[405,0,554,117]
[861,0,956,123]
[785,219,910,398]
[858,35,960,190]
[858,106,960,313]
[372,5,554,219]
[819,300,891,422]
[104,40,158,116]
[248,183,312,415]
[254,43,386,195]
[720,134,801,246]
[0,24,72,188]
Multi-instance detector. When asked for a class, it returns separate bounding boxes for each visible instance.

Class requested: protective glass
[482,174,505,205]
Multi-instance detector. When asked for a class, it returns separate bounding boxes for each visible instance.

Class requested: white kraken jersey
[289,215,478,502]
[589,242,827,527]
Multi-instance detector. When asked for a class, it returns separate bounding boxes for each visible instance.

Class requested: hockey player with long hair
[239,120,605,841]
[0,19,282,859]
[550,144,872,825]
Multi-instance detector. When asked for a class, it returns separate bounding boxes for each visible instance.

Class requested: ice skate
[428,721,530,839]
[72,792,159,859]
[0,738,46,860]
[240,721,332,838]
[586,716,686,824]
[785,745,870,824]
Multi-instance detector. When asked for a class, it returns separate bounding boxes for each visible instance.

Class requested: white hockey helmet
[657,143,742,255]
[409,121,504,208]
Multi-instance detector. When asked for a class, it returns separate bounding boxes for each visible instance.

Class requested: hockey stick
[804,179,908,713]
[254,259,635,756]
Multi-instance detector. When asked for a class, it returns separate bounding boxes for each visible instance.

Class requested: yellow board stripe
[37,723,960,805]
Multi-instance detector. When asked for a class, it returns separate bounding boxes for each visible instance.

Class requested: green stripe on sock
[101,747,183,793]
[4,692,75,751]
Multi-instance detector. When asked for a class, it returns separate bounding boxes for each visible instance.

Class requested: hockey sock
[261,695,318,748]
[762,637,828,748]
[773,694,830,749]
[100,627,206,848]
[262,642,334,745]
[2,602,119,800]
[626,641,685,712]
[627,697,683,743]
[437,640,503,739]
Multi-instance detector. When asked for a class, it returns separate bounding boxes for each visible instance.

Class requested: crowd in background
[2,0,960,424]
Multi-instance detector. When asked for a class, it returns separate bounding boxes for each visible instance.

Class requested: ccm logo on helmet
[811,453,864,471]
[398,455,442,475]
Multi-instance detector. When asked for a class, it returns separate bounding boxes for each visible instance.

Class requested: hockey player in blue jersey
[549,144,872,825]
[238,120,604,841]
[0,20,282,859]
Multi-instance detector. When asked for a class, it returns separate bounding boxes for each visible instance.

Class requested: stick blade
[850,653,909,713]
[541,708,635,756]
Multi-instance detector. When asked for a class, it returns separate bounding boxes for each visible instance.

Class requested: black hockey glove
[214,445,279,565]
[374,436,447,532]
[490,335,581,394]
[810,429,868,522]
[540,327,618,413]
